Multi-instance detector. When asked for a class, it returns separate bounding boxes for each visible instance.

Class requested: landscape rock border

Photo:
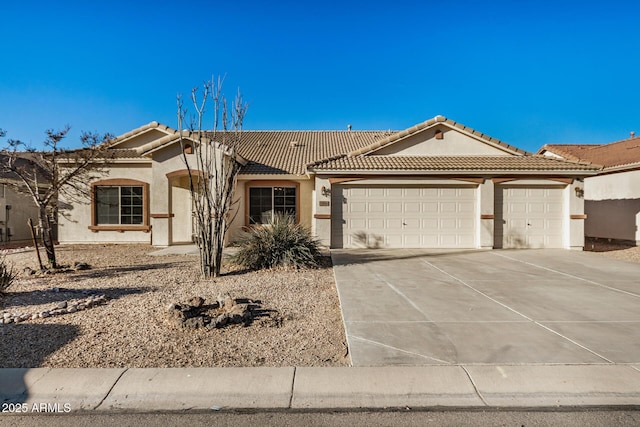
[0,287,107,325]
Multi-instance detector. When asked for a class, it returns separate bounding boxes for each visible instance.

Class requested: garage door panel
[403,218,420,228]
[440,218,458,229]
[422,218,439,228]
[350,188,367,197]
[440,234,459,247]
[441,202,458,213]
[369,202,384,213]
[387,202,403,213]
[349,218,367,229]
[499,186,565,249]
[547,203,563,214]
[368,218,385,229]
[404,202,420,212]
[350,202,367,213]
[335,185,477,249]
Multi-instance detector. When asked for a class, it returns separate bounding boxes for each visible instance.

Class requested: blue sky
[1,0,639,152]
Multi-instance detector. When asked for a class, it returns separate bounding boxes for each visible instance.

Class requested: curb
[1,365,640,413]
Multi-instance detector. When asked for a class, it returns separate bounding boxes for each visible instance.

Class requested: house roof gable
[348,115,528,157]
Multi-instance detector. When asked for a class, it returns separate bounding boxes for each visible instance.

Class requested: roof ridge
[230,130,394,133]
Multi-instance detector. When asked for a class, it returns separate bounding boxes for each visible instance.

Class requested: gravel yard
[584,238,640,263]
[0,244,349,368]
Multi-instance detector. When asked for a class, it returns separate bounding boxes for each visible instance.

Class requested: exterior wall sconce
[321,186,331,197]
[574,186,584,198]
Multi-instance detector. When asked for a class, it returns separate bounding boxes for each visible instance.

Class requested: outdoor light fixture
[321,186,331,197]
[574,186,584,198]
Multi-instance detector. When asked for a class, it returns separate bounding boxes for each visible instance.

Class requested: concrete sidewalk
[1,365,640,412]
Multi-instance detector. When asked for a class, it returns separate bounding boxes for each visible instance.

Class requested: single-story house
[539,132,640,244]
[58,115,600,249]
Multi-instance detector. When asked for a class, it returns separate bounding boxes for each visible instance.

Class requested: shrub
[232,213,321,270]
[0,255,16,295]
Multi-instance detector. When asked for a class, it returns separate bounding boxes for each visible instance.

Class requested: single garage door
[496,186,565,248]
[331,185,477,248]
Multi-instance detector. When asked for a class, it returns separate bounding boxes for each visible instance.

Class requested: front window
[249,186,296,224]
[96,186,144,225]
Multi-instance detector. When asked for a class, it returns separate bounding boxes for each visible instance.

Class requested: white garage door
[497,186,565,248]
[332,185,477,248]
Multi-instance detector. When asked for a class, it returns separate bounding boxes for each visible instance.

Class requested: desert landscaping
[0,244,349,368]
[1,239,639,369]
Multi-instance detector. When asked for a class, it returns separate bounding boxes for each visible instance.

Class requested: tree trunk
[38,207,57,269]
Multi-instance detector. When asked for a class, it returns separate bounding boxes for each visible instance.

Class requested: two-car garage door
[331,185,476,248]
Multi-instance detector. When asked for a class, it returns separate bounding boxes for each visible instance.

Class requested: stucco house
[58,115,599,249]
[539,132,640,245]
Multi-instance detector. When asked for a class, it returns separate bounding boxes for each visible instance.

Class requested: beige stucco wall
[57,163,152,244]
[479,179,494,249]
[584,170,640,243]
[374,125,513,156]
[228,176,314,243]
[313,176,332,247]
[0,183,41,244]
[569,179,585,249]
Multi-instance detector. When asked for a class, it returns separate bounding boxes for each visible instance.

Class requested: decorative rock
[186,296,205,308]
[56,301,68,309]
[41,311,50,318]
[73,262,90,271]
[3,312,11,319]
[67,307,77,314]
[77,304,86,310]
[183,316,205,329]
[164,295,257,331]
[23,267,35,276]
[217,292,233,309]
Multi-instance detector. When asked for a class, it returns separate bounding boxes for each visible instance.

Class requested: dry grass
[0,244,349,368]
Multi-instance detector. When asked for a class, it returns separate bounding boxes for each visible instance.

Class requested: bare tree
[177,76,248,278]
[0,127,112,269]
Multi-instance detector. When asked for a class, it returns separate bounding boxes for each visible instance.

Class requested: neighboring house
[0,155,45,246]
[539,132,640,244]
[58,115,599,249]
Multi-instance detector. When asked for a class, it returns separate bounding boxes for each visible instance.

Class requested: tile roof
[539,144,603,161]
[540,136,640,169]
[230,130,392,175]
[308,155,600,173]
[348,115,528,157]
[105,120,599,176]
[109,149,147,159]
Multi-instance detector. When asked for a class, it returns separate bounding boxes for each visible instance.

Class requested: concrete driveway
[332,249,640,366]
